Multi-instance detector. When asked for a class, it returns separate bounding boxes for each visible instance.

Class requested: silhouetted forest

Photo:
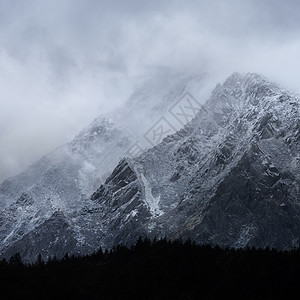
[1,238,300,299]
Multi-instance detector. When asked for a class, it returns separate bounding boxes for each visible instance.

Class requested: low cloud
[0,0,300,181]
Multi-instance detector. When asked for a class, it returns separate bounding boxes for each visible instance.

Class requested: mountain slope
[0,72,208,261]
[90,72,300,250]
[1,72,299,262]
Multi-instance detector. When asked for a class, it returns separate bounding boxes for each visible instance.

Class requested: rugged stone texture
[90,73,300,251]
[0,72,299,262]
[2,211,78,262]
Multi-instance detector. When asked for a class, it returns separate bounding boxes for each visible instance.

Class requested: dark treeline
[1,238,300,299]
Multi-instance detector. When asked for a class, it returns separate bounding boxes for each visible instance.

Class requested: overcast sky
[0,0,300,182]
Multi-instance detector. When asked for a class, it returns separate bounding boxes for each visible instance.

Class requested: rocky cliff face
[90,73,300,250]
[0,72,207,262]
[0,72,299,262]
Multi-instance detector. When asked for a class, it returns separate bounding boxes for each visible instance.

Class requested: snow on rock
[1,72,300,262]
[141,174,163,218]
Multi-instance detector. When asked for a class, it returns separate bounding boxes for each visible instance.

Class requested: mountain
[1,72,299,262]
[89,72,300,250]
[0,71,208,262]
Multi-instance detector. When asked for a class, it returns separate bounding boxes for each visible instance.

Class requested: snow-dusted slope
[89,72,300,250]
[0,72,208,261]
[1,72,299,262]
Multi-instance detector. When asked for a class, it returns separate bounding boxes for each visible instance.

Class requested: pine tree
[9,253,23,267]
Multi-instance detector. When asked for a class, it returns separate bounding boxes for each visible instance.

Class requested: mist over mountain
[1,0,300,181]
[90,72,300,251]
[0,72,299,263]
[1,3,300,299]
[0,72,209,261]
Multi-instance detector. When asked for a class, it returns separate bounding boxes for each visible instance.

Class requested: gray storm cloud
[0,0,300,181]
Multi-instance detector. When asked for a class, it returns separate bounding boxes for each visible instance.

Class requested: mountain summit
[90,72,300,250]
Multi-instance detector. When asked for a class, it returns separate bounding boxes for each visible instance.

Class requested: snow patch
[124,209,138,222]
[235,224,256,247]
[141,174,163,218]
[147,222,156,232]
